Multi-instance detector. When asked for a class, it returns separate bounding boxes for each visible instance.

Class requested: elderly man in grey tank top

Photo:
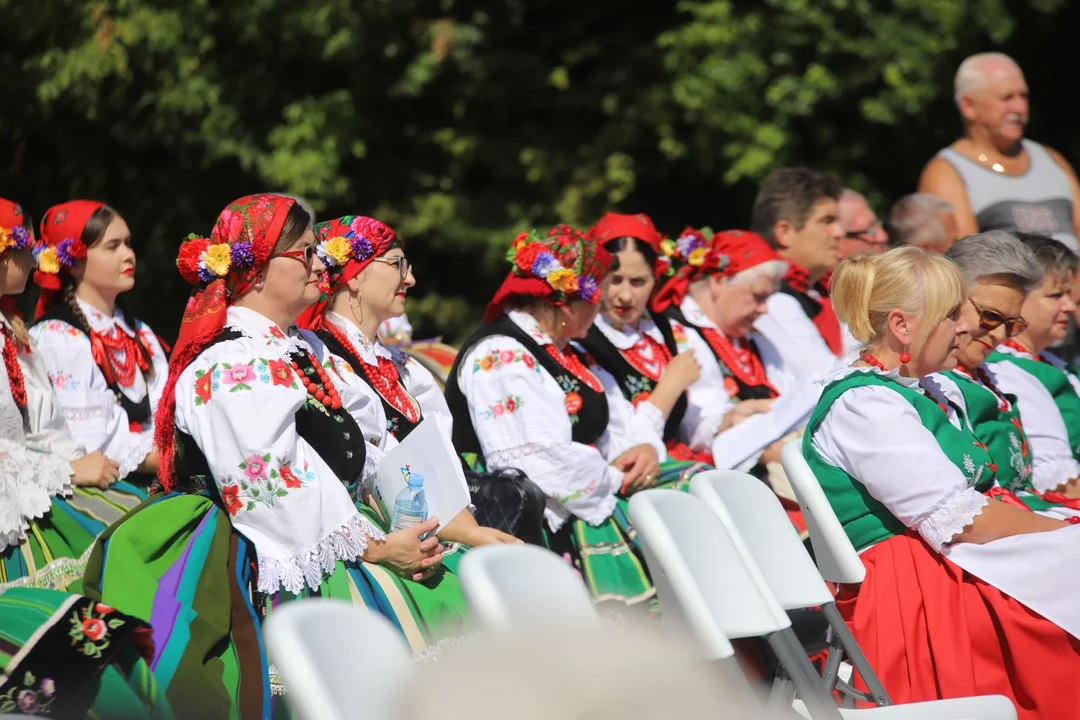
[917,52,1080,252]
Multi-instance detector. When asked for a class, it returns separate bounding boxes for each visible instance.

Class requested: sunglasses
[371,255,411,282]
[969,297,1028,337]
[278,245,316,268]
[843,220,883,239]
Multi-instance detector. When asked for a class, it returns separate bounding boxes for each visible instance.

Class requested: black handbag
[466,467,547,547]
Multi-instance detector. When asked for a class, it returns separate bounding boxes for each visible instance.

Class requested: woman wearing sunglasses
[985,233,1080,501]
[928,232,1079,514]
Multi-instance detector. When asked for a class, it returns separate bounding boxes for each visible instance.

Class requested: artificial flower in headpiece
[33,200,105,319]
[485,223,612,322]
[651,228,780,313]
[0,198,34,259]
[156,193,297,491]
[295,215,401,330]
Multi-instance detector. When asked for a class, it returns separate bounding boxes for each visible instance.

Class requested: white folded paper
[710,377,822,470]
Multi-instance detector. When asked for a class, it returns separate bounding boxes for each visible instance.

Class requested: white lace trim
[917,488,989,551]
[636,400,666,440]
[486,442,547,466]
[1032,458,1080,494]
[0,544,93,592]
[62,405,111,424]
[117,427,156,480]
[0,450,73,550]
[255,511,386,595]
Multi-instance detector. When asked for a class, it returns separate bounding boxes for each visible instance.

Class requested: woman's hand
[365,516,444,581]
[664,349,701,392]
[716,399,774,435]
[70,452,120,489]
[613,444,661,494]
[463,526,524,547]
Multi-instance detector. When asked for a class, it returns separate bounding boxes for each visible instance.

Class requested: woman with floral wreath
[82,195,464,718]
[444,224,701,605]
[0,198,123,591]
[30,200,169,489]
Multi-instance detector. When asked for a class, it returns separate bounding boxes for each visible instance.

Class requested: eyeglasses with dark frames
[969,297,1028,338]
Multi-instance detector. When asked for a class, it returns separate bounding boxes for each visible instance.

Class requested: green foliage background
[2,0,1076,342]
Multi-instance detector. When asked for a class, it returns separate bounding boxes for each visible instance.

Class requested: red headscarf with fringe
[34,200,104,319]
[294,215,401,331]
[155,193,296,491]
[651,228,779,313]
[484,224,612,322]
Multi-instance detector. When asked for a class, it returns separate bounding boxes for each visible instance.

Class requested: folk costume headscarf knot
[155,193,297,490]
[33,200,104,320]
[651,228,780,313]
[485,223,612,322]
[295,215,402,331]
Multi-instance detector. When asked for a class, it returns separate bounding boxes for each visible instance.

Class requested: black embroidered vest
[317,328,422,442]
[665,307,775,401]
[445,317,609,463]
[579,315,687,443]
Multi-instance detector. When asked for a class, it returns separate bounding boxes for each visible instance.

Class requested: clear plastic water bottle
[390,472,428,532]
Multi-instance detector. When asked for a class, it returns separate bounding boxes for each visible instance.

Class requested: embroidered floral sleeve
[175,329,383,594]
[459,336,619,532]
[812,382,989,551]
[29,322,154,479]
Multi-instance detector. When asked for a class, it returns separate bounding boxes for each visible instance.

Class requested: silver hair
[889,193,954,249]
[954,52,1021,105]
[944,230,1043,291]
[727,259,789,286]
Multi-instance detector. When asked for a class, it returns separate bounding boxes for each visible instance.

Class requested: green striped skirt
[82,492,469,719]
[1,480,149,592]
[0,587,173,719]
[550,458,707,606]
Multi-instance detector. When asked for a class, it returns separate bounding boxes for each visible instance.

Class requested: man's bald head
[954,52,1023,105]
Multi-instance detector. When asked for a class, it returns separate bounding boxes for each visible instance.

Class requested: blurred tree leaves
[0,0,1074,342]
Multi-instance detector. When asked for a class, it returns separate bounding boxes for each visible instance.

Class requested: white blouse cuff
[1032,459,1080,494]
[690,411,726,452]
[0,452,73,550]
[255,511,386,595]
[917,487,989,552]
[118,429,156,480]
[638,401,666,439]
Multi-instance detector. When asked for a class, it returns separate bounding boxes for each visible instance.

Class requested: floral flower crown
[506,224,607,304]
[0,220,34,258]
[34,235,86,275]
[176,233,256,286]
[657,226,729,279]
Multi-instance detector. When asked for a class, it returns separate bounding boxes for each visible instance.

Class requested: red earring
[899,348,911,364]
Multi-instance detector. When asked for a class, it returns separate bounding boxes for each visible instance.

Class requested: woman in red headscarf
[29,201,169,489]
[82,195,464,719]
[0,198,127,591]
[445,225,698,605]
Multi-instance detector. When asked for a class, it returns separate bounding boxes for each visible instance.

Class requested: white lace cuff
[1032,459,1080,494]
[256,510,386,595]
[0,449,73,550]
[917,488,989,551]
[638,401,666,440]
[117,428,156,480]
[690,409,726,452]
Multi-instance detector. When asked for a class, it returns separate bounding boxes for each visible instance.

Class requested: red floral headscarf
[587,212,664,257]
[33,200,106,319]
[485,224,612,322]
[156,193,297,490]
[0,196,35,322]
[651,228,780,313]
[295,215,402,331]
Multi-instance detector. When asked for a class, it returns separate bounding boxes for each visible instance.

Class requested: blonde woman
[804,247,1080,718]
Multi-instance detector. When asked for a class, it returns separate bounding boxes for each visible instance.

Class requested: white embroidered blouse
[457,310,666,532]
[988,346,1080,492]
[172,306,384,594]
[755,291,842,380]
[30,297,169,479]
[0,313,83,551]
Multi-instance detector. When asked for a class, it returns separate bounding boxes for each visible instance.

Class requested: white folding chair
[458,544,601,631]
[629,488,843,719]
[263,599,413,720]
[629,489,1017,720]
[781,439,866,587]
[692,470,1017,720]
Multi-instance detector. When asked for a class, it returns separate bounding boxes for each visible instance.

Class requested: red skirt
[836,531,1080,719]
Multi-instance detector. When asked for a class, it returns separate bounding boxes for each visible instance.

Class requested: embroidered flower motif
[69,601,126,660]
[564,391,583,416]
[221,362,257,389]
[472,349,540,374]
[82,617,107,642]
[724,376,740,398]
[499,349,516,365]
[221,483,243,515]
[280,463,305,489]
[194,370,214,405]
[267,358,294,387]
[242,453,270,482]
[480,394,525,420]
[267,325,286,340]
[0,671,56,716]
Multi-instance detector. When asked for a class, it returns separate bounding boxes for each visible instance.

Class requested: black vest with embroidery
[445,317,609,461]
[317,328,422,442]
[579,315,687,443]
[34,302,153,424]
[171,329,367,502]
[664,307,774,401]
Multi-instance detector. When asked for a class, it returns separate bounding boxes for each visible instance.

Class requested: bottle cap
[406,472,425,488]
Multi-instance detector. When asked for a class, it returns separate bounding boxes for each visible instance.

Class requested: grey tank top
[937,139,1077,251]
